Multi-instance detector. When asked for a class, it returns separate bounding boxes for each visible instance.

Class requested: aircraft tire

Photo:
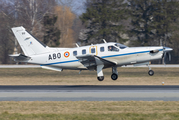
[111,73,118,80]
[148,70,154,76]
[97,76,104,81]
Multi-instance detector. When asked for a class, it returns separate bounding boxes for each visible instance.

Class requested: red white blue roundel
[64,51,70,58]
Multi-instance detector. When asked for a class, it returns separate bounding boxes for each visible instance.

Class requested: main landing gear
[111,73,118,80]
[111,67,118,80]
[97,65,104,81]
[96,65,119,81]
[147,64,154,76]
[97,76,104,81]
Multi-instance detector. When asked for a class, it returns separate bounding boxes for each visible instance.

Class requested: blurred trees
[128,0,156,46]
[0,0,57,64]
[0,1,15,64]
[128,0,179,63]
[128,0,179,47]
[43,14,61,47]
[1,0,179,64]
[80,0,128,44]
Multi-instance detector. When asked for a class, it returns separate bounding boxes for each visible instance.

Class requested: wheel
[148,70,154,76]
[97,76,104,81]
[111,73,118,80]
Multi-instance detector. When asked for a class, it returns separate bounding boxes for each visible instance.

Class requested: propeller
[163,47,173,64]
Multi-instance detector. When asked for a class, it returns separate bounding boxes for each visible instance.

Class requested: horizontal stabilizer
[9,54,30,62]
[41,66,63,72]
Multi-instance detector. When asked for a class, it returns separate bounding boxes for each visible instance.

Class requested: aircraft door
[89,46,98,55]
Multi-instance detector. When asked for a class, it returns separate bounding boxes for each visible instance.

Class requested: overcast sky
[58,0,86,15]
[71,0,86,15]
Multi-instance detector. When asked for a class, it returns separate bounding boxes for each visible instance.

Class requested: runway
[0,85,179,101]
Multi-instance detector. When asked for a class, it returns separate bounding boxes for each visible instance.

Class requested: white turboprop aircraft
[10,26,173,81]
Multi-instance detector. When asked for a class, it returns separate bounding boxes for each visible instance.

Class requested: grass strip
[0,112,179,120]
[0,67,179,85]
[0,101,179,119]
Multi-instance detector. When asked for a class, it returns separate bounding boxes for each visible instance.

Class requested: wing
[9,54,30,62]
[76,54,116,70]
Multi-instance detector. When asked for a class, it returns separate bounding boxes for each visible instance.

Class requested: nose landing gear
[147,64,154,76]
[148,70,154,76]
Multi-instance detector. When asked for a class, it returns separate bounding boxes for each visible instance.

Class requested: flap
[76,54,116,70]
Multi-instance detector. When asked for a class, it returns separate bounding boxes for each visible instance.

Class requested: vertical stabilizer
[12,26,49,56]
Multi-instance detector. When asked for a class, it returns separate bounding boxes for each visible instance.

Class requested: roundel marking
[64,51,70,58]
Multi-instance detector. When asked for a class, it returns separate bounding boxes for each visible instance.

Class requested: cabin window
[100,47,104,52]
[82,49,86,55]
[108,46,119,52]
[91,48,95,53]
[73,51,77,56]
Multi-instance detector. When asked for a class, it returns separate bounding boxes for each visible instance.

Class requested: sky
[71,0,86,15]
[57,0,86,16]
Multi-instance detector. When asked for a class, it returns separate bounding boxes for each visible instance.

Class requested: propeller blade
[168,52,171,61]
[163,46,173,64]
[164,52,167,65]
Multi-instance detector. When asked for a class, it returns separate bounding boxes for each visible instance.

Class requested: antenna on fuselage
[76,43,80,48]
[103,39,107,43]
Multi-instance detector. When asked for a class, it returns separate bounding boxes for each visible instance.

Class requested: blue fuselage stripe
[41,49,163,66]
[40,60,79,66]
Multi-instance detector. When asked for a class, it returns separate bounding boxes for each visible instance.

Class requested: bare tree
[12,0,56,34]
[0,0,57,64]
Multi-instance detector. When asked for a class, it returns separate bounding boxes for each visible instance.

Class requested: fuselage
[11,26,173,81]
[27,42,164,70]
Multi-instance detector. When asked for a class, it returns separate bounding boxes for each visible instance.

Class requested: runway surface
[0,85,179,101]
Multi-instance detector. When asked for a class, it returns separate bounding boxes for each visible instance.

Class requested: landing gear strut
[97,65,104,81]
[111,67,118,80]
[147,64,154,76]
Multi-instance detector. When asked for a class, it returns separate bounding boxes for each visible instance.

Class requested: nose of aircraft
[163,47,173,52]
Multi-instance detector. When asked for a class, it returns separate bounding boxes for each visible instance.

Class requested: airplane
[10,26,173,81]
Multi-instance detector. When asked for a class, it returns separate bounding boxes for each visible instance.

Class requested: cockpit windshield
[115,43,127,49]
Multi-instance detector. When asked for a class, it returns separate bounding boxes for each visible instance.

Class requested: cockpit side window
[73,51,77,56]
[108,46,119,52]
[115,43,127,49]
